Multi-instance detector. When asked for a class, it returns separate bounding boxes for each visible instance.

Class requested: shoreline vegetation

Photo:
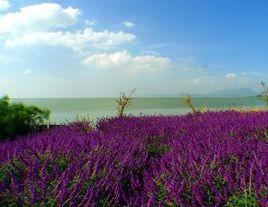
[2,95,267,140]
[0,84,268,206]
[0,96,50,141]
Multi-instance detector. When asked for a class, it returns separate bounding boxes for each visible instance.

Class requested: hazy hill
[150,88,258,97]
[195,88,258,97]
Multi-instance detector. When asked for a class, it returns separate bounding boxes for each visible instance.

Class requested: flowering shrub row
[0,111,267,206]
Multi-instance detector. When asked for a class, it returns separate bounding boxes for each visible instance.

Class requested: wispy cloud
[23,69,31,75]
[84,19,97,27]
[240,72,268,77]
[5,29,136,51]
[140,50,160,56]
[225,73,237,80]
[122,20,135,28]
[0,55,24,66]
[175,57,207,72]
[209,64,221,68]
[0,0,10,11]
[83,50,171,74]
[189,78,201,85]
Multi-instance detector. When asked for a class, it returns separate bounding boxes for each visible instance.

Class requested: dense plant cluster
[0,96,50,140]
[0,111,267,206]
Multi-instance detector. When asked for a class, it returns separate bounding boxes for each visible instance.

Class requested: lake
[12,97,264,123]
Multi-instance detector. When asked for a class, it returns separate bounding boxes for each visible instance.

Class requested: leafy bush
[225,187,258,207]
[0,96,50,140]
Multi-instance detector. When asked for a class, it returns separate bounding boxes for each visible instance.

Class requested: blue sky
[0,0,268,97]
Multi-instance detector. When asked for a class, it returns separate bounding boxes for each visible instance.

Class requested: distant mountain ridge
[150,88,258,97]
[191,88,258,97]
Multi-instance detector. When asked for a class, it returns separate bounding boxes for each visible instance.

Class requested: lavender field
[0,111,268,206]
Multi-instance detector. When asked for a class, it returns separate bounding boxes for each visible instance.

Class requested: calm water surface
[12,97,264,123]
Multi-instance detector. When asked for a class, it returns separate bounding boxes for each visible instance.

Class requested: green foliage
[68,175,80,189]
[81,169,107,196]
[0,163,10,183]
[55,155,69,171]
[82,175,99,191]
[0,190,19,207]
[153,174,177,207]
[263,129,268,143]
[154,175,168,203]
[96,193,110,207]
[146,144,170,157]
[0,159,27,187]
[33,197,57,207]
[41,154,69,175]
[260,81,268,107]
[225,188,258,207]
[0,95,50,140]
[202,175,227,206]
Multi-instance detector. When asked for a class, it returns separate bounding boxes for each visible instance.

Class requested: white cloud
[122,20,135,28]
[23,69,31,74]
[190,78,201,85]
[176,57,206,71]
[83,51,171,73]
[0,3,80,34]
[5,28,136,51]
[210,64,221,68]
[0,54,22,66]
[85,19,97,27]
[0,3,135,51]
[225,73,237,80]
[0,55,8,63]
[140,50,160,56]
[240,72,266,77]
[0,0,10,11]
[0,2,136,54]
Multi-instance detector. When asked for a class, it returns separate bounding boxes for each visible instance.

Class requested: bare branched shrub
[73,115,94,132]
[183,95,197,113]
[260,81,268,107]
[116,89,136,117]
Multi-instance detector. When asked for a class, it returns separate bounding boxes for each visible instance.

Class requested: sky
[0,0,268,98]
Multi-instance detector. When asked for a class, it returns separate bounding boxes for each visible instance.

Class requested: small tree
[116,89,136,117]
[183,95,197,113]
[260,81,268,107]
[0,96,50,140]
